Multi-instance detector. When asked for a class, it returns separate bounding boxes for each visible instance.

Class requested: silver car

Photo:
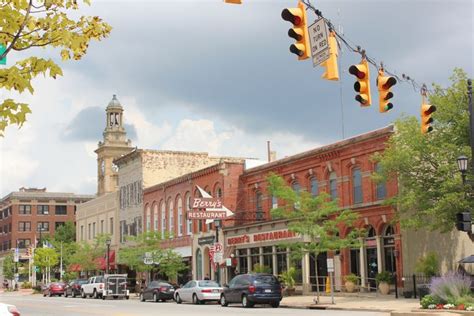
[174,280,222,304]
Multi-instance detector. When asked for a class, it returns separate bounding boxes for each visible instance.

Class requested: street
[0,294,389,316]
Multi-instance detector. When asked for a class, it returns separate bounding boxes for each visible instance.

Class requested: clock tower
[95,95,133,196]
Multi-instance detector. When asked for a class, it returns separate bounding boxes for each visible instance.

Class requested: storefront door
[309,252,327,292]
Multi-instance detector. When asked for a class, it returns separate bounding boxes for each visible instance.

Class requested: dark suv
[220,273,282,308]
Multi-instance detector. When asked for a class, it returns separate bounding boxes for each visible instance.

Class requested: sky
[0,0,472,197]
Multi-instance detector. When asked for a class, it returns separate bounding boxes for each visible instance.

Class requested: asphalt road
[0,294,389,316]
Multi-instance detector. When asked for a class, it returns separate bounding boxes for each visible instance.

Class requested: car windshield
[77,280,88,284]
[51,283,64,286]
[198,281,219,288]
[254,275,279,285]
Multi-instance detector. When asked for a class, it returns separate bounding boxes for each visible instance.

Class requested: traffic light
[320,32,339,81]
[377,70,397,112]
[224,0,242,4]
[26,247,30,257]
[281,1,310,60]
[421,101,436,134]
[456,212,472,232]
[349,59,371,106]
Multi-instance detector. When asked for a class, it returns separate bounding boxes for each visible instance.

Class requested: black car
[220,273,282,308]
[65,279,88,298]
[139,280,175,302]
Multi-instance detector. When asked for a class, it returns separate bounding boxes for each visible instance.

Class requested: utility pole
[59,242,63,281]
[468,79,473,175]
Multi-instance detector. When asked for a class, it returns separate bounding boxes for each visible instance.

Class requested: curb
[280,304,395,313]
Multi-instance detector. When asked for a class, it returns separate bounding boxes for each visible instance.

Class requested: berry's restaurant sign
[188,185,233,220]
[227,230,299,245]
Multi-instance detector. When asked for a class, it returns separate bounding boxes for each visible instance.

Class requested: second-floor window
[177,198,183,236]
[110,217,114,235]
[329,172,338,200]
[256,191,263,221]
[168,200,174,237]
[186,194,192,235]
[310,177,319,196]
[353,168,363,204]
[37,222,49,231]
[375,163,387,200]
[18,239,30,249]
[37,205,49,215]
[19,205,31,215]
[80,225,84,241]
[55,205,67,215]
[19,222,31,232]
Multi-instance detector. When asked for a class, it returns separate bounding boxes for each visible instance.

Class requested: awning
[68,263,82,272]
[459,255,474,263]
[96,251,116,270]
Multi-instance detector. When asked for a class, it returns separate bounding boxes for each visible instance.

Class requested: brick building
[142,160,245,284]
[0,187,93,254]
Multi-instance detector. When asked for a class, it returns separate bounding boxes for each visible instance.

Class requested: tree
[53,221,75,243]
[373,69,472,232]
[3,253,15,282]
[155,249,187,281]
[34,247,59,283]
[68,234,108,275]
[267,173,363,298]
[0,0,111,135]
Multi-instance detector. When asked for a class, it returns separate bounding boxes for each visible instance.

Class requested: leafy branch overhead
[0,0,112,135]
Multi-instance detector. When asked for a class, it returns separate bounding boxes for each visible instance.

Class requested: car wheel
[125,296,129,300]
[270,301,280,308]
[153,293,158,302]
[220,294,228,307]
[241,295,253,308]
[72,292,76,298]
[43,293,46,297]
[93,290,98,299]
[81,290,86,299]
[65,292,68,298]
[192,293,201,305]
[140,293,145,302]
[175,294,182,304]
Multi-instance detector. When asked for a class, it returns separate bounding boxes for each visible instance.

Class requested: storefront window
[292,257,303,284]
[276,247,287,275]
[237,249,248,274]
[262,246,273,272]
[250,247,260,271]
[383,225,396,273]
[365,225,378,291]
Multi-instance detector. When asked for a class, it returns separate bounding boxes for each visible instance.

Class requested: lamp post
[214,219,222,285]
[457,155,469,185]
[105,238,111,275]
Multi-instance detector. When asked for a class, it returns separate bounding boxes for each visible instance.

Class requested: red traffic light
[349,65,366,79]
[281,9,302,26]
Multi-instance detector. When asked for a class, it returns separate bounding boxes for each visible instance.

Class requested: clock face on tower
[101,160,105,174]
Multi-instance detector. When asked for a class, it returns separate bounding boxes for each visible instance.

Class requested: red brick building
[224,126,401,292]
[142,160,245,284]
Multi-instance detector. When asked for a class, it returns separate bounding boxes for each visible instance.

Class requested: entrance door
[366,248,378,291]
[309,252,328,292]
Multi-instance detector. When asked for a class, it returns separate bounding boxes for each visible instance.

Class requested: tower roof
[106,94,123,110]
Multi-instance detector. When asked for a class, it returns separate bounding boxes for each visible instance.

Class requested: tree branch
[0,0,33,60]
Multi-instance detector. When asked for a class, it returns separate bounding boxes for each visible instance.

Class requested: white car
[0,303,20,316]
[174,280,222,304]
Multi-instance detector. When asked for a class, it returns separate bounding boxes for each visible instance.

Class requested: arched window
[215,186,223,199]
[177,196,183,236]
[291,181,301,194]
[310,177,318,196]
[153,203,158,232]
[353,168,363,204]
[160,201,166,239]
[383,225,396,273]
[145,205,151,232]
[365,225,378,289]
[271,195,278,209]
[195,189,203,233]
[185,192,192,235]
[375,163,386,200]
[256,191,263,221]
[168,198,174,237]
[329,172,337,200]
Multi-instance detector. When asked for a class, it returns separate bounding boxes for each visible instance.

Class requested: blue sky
[0,0,472,196]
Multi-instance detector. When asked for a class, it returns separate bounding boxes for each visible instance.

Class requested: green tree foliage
[53,221,75,243]
[68,234,108,273]
[118,231,163,273]
[34,247,59,271]
[373,69,472,231]
[415,252,440,277]
[3,253,15,281]
[155,249,187,280]
[0,0,111,135]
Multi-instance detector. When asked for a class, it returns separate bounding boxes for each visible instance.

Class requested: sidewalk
[280,294,422,312]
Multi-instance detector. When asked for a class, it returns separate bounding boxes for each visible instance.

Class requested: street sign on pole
[326,258,334,273]
[308,18,329,67]
[144,252,153,265]
[13,248,19,263]
[213,242,223,263]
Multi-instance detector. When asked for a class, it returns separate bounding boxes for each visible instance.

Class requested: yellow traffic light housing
[224,0,242,4]
[349,59,371,106]
[281,1,310,60]
[320,31,339,81]
[421,96,436,134]
[377,70,397,113]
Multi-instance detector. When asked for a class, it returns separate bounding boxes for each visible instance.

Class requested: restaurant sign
[227,229,299,246]
[188,185,233,221]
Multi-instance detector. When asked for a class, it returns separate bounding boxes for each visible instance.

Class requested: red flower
[436,304,444,309]
[456,304,465,310]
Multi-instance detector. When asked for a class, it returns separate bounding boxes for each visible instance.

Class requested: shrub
[252,264,272,274]
[344,273,359,284]
[279,267,297,288]
[421,294,441,309]
[415,252,439,277]
[429,272,471,304]
[21,282,32,289]
[375,271,393,284]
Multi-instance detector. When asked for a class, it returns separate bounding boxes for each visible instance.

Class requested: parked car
[43,282,66,297]
[220,273,282,308]
[139,280,175,302]
[64,279,88,298]
[174,280,222,304]
[81,276,105,299]
[101,274,129,300]
[0,303,20,316]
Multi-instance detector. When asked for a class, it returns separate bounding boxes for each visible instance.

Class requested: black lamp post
[457,155,469,184]
[214,219,222,284]
[105,238,111,275]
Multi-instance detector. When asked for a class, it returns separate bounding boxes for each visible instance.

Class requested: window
[256,192,263,221]
[153,204,158,232]
[100,220,104,234]
[161,202,166,239]
[292,181,301,209]
[55,205,67,215]
[250,247,260,271]
[18,222,31,232]
[271,195,278,209]
[55,222,65,230]
[110,217,114,235]
[92,222,96,238]
[37,222,49,232]
[18,239,30,249]
[310,177,318,196]
[145,206,151,232]
[237,249,249,274]
[37,205,49,215]
[80,225,84,241]
[383,225,396,273]
[186,193,192,235]
[375,163,386,200]
[329,172,338,200]
[19,205,31,215]
[177,197,183,236]
[353,168,363,204]
[168,199,174,237]
[276,247,288,275]
[88,223,91,239]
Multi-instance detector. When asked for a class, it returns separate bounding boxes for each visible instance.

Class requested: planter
[417,286,430,300]
[285,287,296,296]
[403,291,413,298]
[379,282,390,295]
[345,281,356,293]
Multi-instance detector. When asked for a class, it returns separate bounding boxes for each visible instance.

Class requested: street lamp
[457,155,469,184]
[105,238,111,275]
[214,220,222,284]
